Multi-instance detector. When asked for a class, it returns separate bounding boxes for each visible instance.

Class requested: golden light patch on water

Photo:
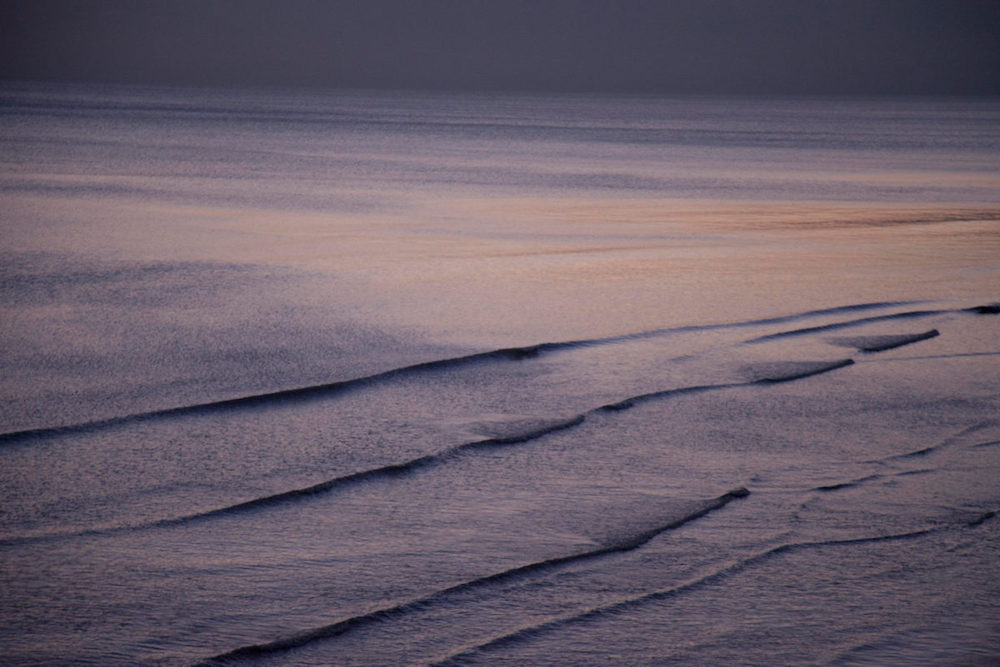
[5,189,997,343]
[419,195,1000,233]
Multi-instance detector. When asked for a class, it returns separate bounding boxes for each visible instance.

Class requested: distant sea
[1,82,998,665]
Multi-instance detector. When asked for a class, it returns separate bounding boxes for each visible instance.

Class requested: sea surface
[1,83,999,665]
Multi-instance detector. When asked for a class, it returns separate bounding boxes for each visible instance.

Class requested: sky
[1,0,999,95]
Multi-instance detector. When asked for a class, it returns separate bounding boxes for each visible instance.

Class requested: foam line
[431,525,969,666]
[196,488,750,665]
[0,301,927,446]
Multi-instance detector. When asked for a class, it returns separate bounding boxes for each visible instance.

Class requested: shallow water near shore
[1,83,999,665]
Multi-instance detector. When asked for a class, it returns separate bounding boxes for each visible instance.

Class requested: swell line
[0,346,546,446]
[1,359,856,547]
[877,420,1000,462]
[811,421,1000,491]
[859,351,1000,363]
[744,302,998,345]
[596,359,854,413]
[431,521,993,666]
[743,309,949,343]
[0,300,925,446]
[196,487,750,666]
[547,300,928,349]
[812,468,935,493]
[165,415,588,524]
[810,421,1000,493]
[830,329,940,353]
[971,439,1000,449]
[0,415,586,547]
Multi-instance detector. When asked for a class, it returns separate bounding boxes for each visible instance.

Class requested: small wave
[860,351,1000,363]
[745,358,855,383]
[744,309,947,343]
[747,302,997,345]
[0,301,922,446]
[0,346,546,446]
[971,439,1000,449]
[893,469,935,478]
[4,355,861,546]
[814,474,884,491]
[812,468,934,493]
[556,300,928,349]
[597,359,855,413]
[967,510,996,527]
[0,416,587,547]
[596,381,746,412]
[828,329,939,353]
[196,488,750,665]
[879,420,999,462]
[171,415,589,525]
[178,366,848,529]
[430,526,951,666]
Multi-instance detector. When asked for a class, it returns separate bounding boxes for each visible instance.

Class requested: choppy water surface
[1,83,999,665]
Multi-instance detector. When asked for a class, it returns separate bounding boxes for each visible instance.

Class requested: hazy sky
[2,0,998,95]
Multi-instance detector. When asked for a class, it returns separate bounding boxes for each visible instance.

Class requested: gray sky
[2,0,998,95]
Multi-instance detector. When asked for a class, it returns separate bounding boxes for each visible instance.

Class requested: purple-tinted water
[1,83,999,665]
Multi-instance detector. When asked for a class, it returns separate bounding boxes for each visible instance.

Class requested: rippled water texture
[1,84,999,665]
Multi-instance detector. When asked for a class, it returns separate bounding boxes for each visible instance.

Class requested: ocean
[1,82,998,665]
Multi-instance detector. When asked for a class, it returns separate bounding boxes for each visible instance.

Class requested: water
[1,83,999,665]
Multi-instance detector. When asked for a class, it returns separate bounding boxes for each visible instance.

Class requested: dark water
[1,83,999,665]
